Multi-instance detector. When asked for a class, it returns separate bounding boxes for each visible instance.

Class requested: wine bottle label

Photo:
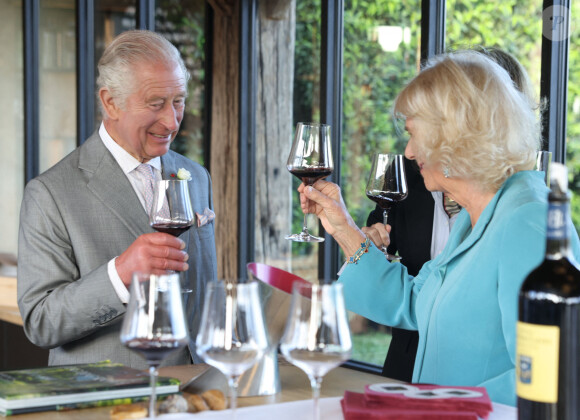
[547,202,568,240]
[516,321,560,403]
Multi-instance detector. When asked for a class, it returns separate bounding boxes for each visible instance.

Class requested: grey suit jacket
[17,131,217,368]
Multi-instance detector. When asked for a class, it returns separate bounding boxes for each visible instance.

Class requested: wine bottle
[517,163,580,419]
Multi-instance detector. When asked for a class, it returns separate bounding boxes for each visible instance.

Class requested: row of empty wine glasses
[197,280,352,420]
[121,273,351,420]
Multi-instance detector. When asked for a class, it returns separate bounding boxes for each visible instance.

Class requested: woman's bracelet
[347,237,371,265]
[336,237,372,276]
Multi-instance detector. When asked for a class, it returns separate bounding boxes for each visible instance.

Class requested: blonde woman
[298,50,580,406]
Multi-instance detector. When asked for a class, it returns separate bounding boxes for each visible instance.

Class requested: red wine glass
[286,122,334,242]
[149,180,195,293]
[120,273,189,418]
[365,153,408,261]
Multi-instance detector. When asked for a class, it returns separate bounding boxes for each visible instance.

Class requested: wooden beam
[208,0,234,17]
[210,0,240,279]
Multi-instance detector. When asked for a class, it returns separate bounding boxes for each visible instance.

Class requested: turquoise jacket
[339,171,580,406]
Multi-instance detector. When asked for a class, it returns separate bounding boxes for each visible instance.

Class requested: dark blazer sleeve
[365,157,435,382]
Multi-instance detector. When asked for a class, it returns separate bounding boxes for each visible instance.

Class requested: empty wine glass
[365,153,408,261]
[149,180,195,293]
[286,122,334,242]
[196,281,270,418]
[120,273,189,419]
[280,282,352,420]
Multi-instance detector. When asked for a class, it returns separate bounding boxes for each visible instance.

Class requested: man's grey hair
[96,30,190,113]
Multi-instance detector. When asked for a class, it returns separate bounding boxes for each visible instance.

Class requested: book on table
[0,360,180,416]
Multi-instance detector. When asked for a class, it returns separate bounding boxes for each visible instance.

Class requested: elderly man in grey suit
[17,30,217,369]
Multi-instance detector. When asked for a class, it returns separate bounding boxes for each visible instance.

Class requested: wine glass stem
[180,237,192,294]
[301,213,309,234]
[380,210,390,254]
[309,376,323,420]
[149,365,158,418]
[228,375,239,420]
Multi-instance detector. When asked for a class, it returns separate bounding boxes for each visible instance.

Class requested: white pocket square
[196,208,216,227]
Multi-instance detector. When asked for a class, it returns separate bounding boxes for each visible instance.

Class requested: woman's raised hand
[299,180,367,256]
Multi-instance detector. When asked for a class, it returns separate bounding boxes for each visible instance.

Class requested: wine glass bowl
[195,281,270,417]
[365,153,408,261]
[149,180,195,293]
[149,180,195,237]
[286,122,334,242]
[280,282,352,420]
[120,273,189,418]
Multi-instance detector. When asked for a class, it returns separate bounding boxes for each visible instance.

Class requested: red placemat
[340,383,493,420]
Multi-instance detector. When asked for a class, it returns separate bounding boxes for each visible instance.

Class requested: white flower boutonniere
[175,168,192,181]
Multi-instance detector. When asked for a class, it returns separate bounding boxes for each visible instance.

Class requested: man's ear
[99,88,120,120]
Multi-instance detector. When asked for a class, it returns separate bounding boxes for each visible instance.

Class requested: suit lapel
[160,153,177,179]
[79,133,151,238]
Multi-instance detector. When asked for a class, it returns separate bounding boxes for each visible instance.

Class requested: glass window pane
[39,1,77,173]
[566,3,580,232]
[156,0,207,165]
[446,1,543,105]
[0,0,23,269]
[342,0,422,367]
[290,0,322,278]
[94,1,136,128]
[251,0,321,278]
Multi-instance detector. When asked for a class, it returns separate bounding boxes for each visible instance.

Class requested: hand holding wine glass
[280,282,352,420]
[286,122,334,242]
[196,281,270,419]
[149,180,195,292]
[120,273,189,419]
[365,153,408,261]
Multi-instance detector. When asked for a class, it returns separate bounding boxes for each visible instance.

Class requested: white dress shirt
[99,123,162,303]
[430,191,459,259]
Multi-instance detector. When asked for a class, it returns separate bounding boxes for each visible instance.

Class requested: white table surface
[154,396,517,420]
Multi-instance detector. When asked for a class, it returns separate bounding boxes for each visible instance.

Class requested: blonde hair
[97,30,189,113]
[394,50,540,192]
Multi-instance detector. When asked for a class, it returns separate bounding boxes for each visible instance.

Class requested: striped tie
[443,193,462,218]
[135,163,156,214]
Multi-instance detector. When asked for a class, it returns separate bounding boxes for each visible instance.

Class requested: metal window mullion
[137,0,155,31]
[540,0,571,162]
[77,0,95,145]
[238,0,257,281]
[420,0,446,63]
[23,0,40,182]
[319,0,344,282]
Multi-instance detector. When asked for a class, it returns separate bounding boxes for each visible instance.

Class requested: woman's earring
[443,167,450,178]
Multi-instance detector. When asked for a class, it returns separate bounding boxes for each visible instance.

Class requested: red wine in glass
[366,192,407,211]
[124,337,184,366]
[120,273,189,418]
[151,222,192,237]
[286,122,334,242]
[365,154,408,261]
[289,167,333,186]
